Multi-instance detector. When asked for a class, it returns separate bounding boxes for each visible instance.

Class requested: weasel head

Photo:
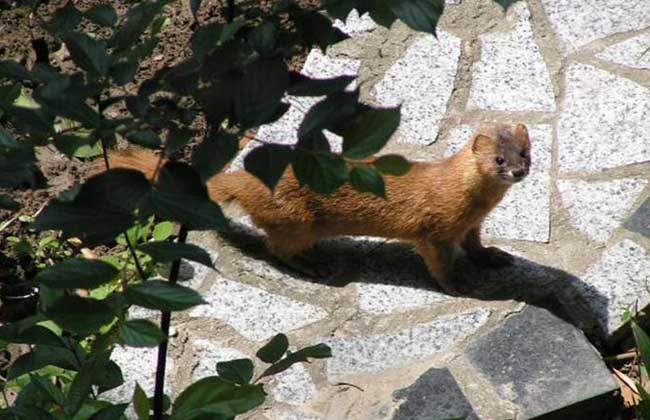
[470,122,531,186]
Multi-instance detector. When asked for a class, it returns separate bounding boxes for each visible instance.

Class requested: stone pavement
[113,0,650,418]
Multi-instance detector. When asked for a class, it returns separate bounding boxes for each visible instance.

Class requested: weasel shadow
[209,222,610,348]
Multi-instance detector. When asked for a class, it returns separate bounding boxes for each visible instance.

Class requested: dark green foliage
[125,280,205,311]
[216,359,255,384]
[256,334,289,363]
[119,319,166,347]
[350,165,386,198]
[0,0,479,416]
[244,144,294,191]
[138,241,214,267]
[34,258,118,289]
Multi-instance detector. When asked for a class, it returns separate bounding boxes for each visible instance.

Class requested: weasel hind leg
[264,226,330,278]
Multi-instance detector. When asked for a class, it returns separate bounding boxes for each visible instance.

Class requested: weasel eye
[520,150,528,158]
[495,156,505,165]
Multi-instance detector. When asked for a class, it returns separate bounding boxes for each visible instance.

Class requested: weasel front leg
[461,226,513,268]
[416,240,457,295]
[264,226,330,278]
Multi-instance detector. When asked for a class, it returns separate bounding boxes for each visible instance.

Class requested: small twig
[334,381,364,392]
[0,213,20,234]
[605,351,638,362]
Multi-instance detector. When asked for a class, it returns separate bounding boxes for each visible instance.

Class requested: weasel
[108,122,531,293]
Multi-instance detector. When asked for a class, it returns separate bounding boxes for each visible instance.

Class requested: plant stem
[153,225,188,420]
[227,0,235,22]
[124,233,147,281]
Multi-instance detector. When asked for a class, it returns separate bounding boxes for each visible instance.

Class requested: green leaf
[112,0,171,50]
[127,129,162,149]
[63,32,110,77]
[94,360,125,393]
[633,320,650,378]
[216,359,254,384]
[29,374,65,405]
[138,241,214,268]
[493,0,520,10]
[165,127,195,155]
[0,324,64,347]
[44,295,116,336]
[33,169,152,246]
[46,2,82,34]
[65,352,111,416]
[171,376,265,420]
[234,59,289,129]
[7,405,58,420]
[249,22,277,55]
[259,343,332,379]
[34,258,118,290]
[294,10,348,52]
[0,127,19,150]
[8,343,83,380]
[85,4,118,27]
[243,144,294,191]
[0,144,40,188]
[288,74,355,97]
[53,132,96,158]
[298,91,359,137]
[191,131,238,181]
[389,0,444,34]
[374,154,411,176]
[149,162,228,231]
[119,319,166,347]
[125,279,205,311]
[88,403,129,420]
[133,382,150,420]
[342,107,400,159]
[256,333,288,363]
[153,221,175,241]
[190,0,202,18]
[637,383,650,420]
[0,193,20,210]
[350,165,386,198]
[111,60,140,86]
[293,135,348,194]
[0,60,32,80]
[325,0,356,20]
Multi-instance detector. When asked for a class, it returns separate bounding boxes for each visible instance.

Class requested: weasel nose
[512,169,526,179]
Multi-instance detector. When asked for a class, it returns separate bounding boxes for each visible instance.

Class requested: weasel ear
[515,123,530,147]
[472,134,493,153]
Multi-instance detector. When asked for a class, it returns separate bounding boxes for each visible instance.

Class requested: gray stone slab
[270,363,317,406]
[191,339,248,381]
[625,196,650,238]
[541,0,650,55]
[356,281,449,315]
[597,32,650,69]
[465,305,617,420]
[104,345,175,403]
[557,178,647,243]
[333,9,377,36]
[189,278,328,341]
[467,3,555,112]
[324,309,490,379]
[372,31,461,145]
[392,368,475,420]
[443,124,552,242]
[557,64,650,173]
[578,239,650,336]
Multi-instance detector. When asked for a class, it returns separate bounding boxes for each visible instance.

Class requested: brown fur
[106,122,532,293]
